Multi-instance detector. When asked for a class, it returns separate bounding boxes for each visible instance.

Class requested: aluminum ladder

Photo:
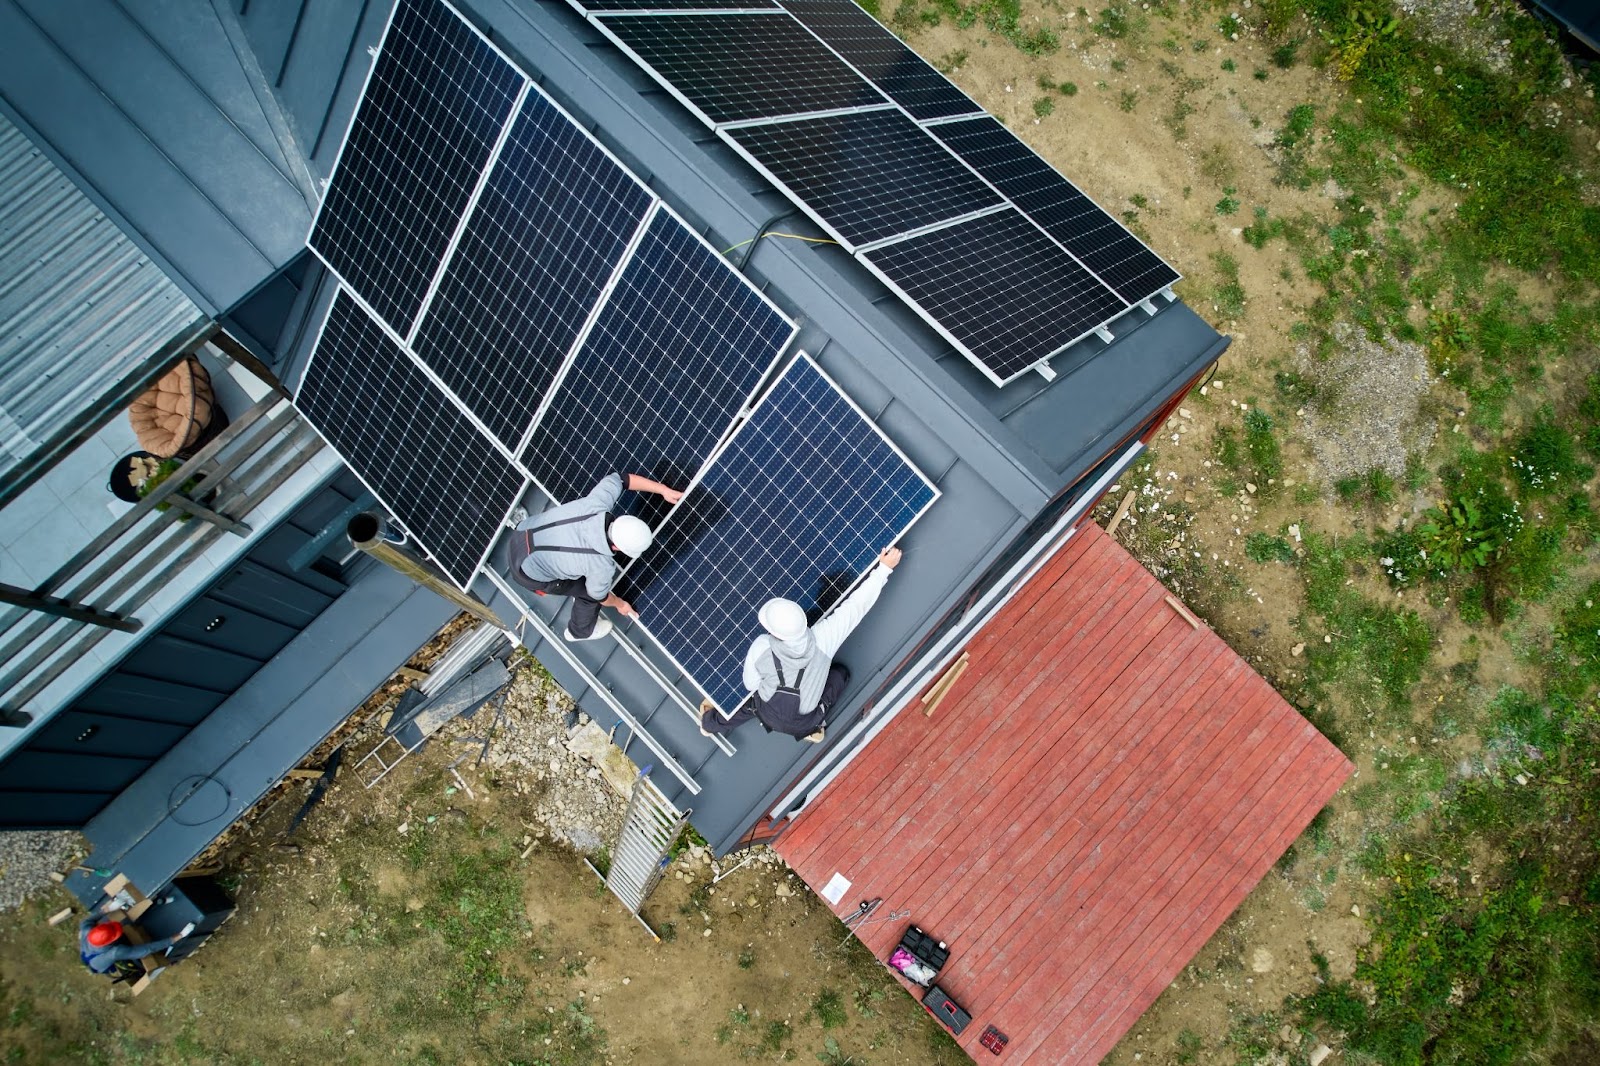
[586,770,690,940]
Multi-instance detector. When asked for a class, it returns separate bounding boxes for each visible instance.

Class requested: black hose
[735,208,801,272]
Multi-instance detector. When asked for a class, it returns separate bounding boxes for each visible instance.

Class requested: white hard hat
[758,598,807,641]
[608,515,652,557]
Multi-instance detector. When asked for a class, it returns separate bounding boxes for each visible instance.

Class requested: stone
[1291,644,1305,657]
[1308,1044,1333,1066]
[1250,948,1274,973]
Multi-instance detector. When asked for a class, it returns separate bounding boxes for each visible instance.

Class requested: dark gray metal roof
[2,0,1225,854]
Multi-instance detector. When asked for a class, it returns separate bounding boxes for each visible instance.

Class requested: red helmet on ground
[86,921,123,948]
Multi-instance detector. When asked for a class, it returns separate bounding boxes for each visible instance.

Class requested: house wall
[0,471,371,829]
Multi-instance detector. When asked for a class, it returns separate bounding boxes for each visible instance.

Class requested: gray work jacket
[516,474,622,600]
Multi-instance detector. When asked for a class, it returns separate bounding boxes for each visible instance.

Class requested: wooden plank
[1164,594,1202,629]
[1104,488,1137,537]
[46,907,73,926]
[921,654,969,717]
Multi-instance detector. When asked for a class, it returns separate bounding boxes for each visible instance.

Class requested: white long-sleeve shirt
[741,562,893,712]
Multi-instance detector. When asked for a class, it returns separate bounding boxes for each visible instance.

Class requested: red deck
[776,522,1352,1064]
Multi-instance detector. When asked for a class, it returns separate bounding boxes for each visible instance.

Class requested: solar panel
[621,353,937,713]
[521,206,796,522]
[410,89,655,450]
[780,0,979,122]
[577,0,778,9]
[591,12,887,126]
[297,290,528,588]
[930,116,1180,304]
[308,0,523,336]
[861,209,1129,386]
[721,109,1002,249]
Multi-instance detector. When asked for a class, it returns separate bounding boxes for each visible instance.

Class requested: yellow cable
[721,232,840,255]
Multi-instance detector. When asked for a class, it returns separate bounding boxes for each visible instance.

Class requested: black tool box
[898,924,950,973]
[923,984,972,1035]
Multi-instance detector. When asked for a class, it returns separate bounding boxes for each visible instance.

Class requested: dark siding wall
[0,472,369,829]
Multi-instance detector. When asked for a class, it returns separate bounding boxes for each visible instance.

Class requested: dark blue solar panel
[521,207,795,525]
[309,0,522,336]
[862,209,1128,385]
[930,116,1180,304]
[411,89,654,450]
[724,109,1001,249]
[620,355,937,713]
[593,12,885,126]
[781,0,979,121]
[296,291,528,588]
[577,0,778,8]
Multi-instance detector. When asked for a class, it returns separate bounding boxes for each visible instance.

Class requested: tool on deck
[840,898,911,944]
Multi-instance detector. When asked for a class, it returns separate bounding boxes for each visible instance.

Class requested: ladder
[586,771,690,940]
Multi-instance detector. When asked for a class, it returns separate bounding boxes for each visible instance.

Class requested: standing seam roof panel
[0,111,200,468]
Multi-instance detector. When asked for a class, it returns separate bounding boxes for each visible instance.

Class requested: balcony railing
[0,393,323,723]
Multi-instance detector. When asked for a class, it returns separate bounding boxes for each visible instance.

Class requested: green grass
[1299,533,1432,713]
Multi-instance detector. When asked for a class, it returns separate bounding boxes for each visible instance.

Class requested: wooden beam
[1164,595,1202,630]
[1105,489,1138,537]
[922,652,971,717]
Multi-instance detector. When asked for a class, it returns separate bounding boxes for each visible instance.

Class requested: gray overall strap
[770,651,805,689]
[524,511,605,557]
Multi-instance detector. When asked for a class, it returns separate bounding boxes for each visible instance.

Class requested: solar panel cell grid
[410,90,655,450]
[297,291,528,588]
[576,0,778,9]
[308,0,522,336]
[621,354,937,712]
[593,12,887,125]
[521,207,796,521]
[862,209,1129,385]
[931,116,1180,304]
[723,109,1002,249]
[780,0,979,121]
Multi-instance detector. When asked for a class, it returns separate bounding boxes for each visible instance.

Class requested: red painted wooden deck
[775,522,1352,1064]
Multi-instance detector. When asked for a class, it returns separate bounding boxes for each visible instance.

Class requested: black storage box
[923,984,972,1036]
[898,924,949,973]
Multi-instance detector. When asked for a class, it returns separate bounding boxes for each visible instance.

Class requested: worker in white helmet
[700,546,903,742]
[508,472,682,641]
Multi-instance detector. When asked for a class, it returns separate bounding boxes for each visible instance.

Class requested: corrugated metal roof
[0,109,200,471]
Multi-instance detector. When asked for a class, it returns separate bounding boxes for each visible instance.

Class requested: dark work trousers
[506,537,605,637]
[701,663,849,738]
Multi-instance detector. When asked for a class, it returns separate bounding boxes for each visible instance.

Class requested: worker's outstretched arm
[813,547,902,657]
[625,473,683,505]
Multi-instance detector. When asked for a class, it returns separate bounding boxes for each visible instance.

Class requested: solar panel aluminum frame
[513,197,800,505]
[295,285,531,591]
[927,115,1182,307]
[853,212,1134,388]
[774,0,984,126]
[617,349,940,714]
[573,3,782,13]
[306,0,525,339]
[714,113,1001,253]
[586,9,895,130]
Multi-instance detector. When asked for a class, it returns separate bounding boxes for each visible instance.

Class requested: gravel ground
[1298,323,1436,484]
[0,830,83,912]
[1393,0,1513,72]
[479,661,628,855]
